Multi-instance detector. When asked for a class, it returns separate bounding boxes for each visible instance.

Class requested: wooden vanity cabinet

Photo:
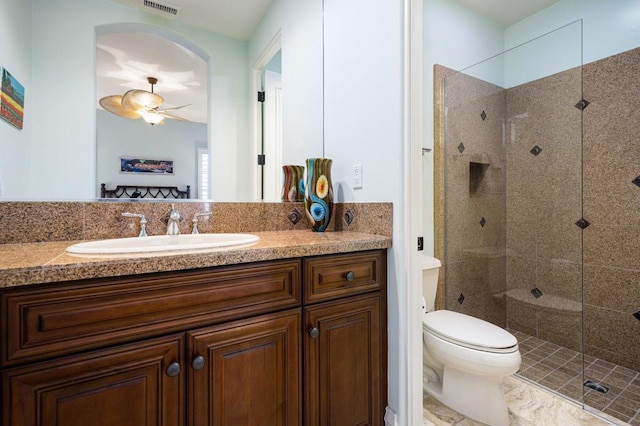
[0,250,387,426]
[0,259,301,367]
[2,334,185,426]
[303,250,387,426]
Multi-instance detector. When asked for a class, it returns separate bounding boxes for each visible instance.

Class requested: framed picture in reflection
[120,157,174,175]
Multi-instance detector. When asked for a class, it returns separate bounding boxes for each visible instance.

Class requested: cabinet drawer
[303,250,385,304]
[1,259,301,366]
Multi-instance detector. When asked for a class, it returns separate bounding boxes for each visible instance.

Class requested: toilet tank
[421,255,441,312]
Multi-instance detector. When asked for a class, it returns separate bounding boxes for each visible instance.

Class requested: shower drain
[583,380,609,394]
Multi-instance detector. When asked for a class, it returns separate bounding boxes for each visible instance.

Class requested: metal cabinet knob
[166,362,181,377]
[345,271,355,281]
[192,356,206,370]
[309,327,320,338]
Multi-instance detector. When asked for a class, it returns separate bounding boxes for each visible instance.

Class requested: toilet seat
[423,310,518,354]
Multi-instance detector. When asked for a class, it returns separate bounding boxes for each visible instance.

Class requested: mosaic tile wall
[435,46,640,372]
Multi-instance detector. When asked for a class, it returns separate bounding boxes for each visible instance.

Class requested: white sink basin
[66,233,260,256]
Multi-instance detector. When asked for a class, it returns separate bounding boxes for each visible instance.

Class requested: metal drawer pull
[345,271,355,281]
[166,362,181,377]
[192,356,206,370]
[309,327,320,338]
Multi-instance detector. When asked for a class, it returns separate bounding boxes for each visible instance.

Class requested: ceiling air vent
[142,0,180,16]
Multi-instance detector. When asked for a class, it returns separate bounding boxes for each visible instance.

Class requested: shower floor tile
[512,330,640,425]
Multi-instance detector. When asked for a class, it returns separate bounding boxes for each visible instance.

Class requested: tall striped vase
[281,165,305,202]
[304,158,333,232]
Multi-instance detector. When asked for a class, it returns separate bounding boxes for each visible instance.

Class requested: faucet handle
[191,211,212,234]
[169,203,180,220]
[122,212,148,237]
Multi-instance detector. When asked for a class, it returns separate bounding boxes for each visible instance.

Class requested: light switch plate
[353,163,363,189]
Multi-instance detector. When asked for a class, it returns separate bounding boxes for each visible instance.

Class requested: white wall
[96,110,206,195]
[503,20,581,88]
[323,0,407,422]
[0,0,31,199]
[505,0,640,88]
[506,0,640,62]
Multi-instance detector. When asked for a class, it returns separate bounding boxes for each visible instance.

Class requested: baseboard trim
[384,406,399,426]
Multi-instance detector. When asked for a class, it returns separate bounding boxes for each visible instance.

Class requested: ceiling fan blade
[158,111,190,122]
[122,89,164,112]
[99,95,142,119]
[157,104,191,113]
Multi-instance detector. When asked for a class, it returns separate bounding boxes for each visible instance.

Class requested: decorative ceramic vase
[281,165,305,202]
[304,158,333,232]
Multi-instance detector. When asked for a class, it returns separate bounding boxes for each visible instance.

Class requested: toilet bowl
[420,255,521,426]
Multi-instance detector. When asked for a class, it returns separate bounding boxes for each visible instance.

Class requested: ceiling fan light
[99,95,142,119]
[139,110,165,125]
[99,78,188,123]
[122,89,164,111]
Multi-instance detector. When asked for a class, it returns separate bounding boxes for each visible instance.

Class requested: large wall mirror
[4,0,323,202]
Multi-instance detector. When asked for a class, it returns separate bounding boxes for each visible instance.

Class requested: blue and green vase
[304,158,333,232]
[281,165,305,202]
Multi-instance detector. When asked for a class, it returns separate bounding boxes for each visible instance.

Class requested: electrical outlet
[353,163,363,189]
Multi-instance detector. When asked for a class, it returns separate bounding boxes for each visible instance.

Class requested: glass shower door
[440,20,584,405]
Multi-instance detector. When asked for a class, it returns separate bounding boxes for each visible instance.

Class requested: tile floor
[423,330,640,425]
[423,375,613,425]
[513,330,640,425]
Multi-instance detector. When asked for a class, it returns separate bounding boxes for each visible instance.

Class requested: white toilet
[421,255,521,426]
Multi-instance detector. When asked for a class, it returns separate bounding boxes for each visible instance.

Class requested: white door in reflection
[263,69,283,201]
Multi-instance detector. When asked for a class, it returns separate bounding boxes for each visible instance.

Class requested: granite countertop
[0,230,392,289]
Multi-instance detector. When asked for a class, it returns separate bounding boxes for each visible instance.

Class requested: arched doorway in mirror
[95,23,210,199]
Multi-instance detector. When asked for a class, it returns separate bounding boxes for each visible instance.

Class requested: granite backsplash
[0,201,392,245]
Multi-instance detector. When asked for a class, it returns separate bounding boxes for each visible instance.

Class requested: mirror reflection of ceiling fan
[98,77,190,126]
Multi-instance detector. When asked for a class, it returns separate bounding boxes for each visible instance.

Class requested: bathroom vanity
[0,231,389,426]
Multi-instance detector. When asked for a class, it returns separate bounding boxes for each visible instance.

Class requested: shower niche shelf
[469,161,490,194]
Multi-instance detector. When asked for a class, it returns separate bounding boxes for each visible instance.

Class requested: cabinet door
[2,334,184,426]
[188,309,301,426]
[304,294,382,426]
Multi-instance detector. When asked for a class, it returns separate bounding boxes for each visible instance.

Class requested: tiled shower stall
[434,22,640,425]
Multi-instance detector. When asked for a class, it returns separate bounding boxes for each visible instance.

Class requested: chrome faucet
[122,212,148,237]
[166,203,181,235]
[191,211,212,234]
